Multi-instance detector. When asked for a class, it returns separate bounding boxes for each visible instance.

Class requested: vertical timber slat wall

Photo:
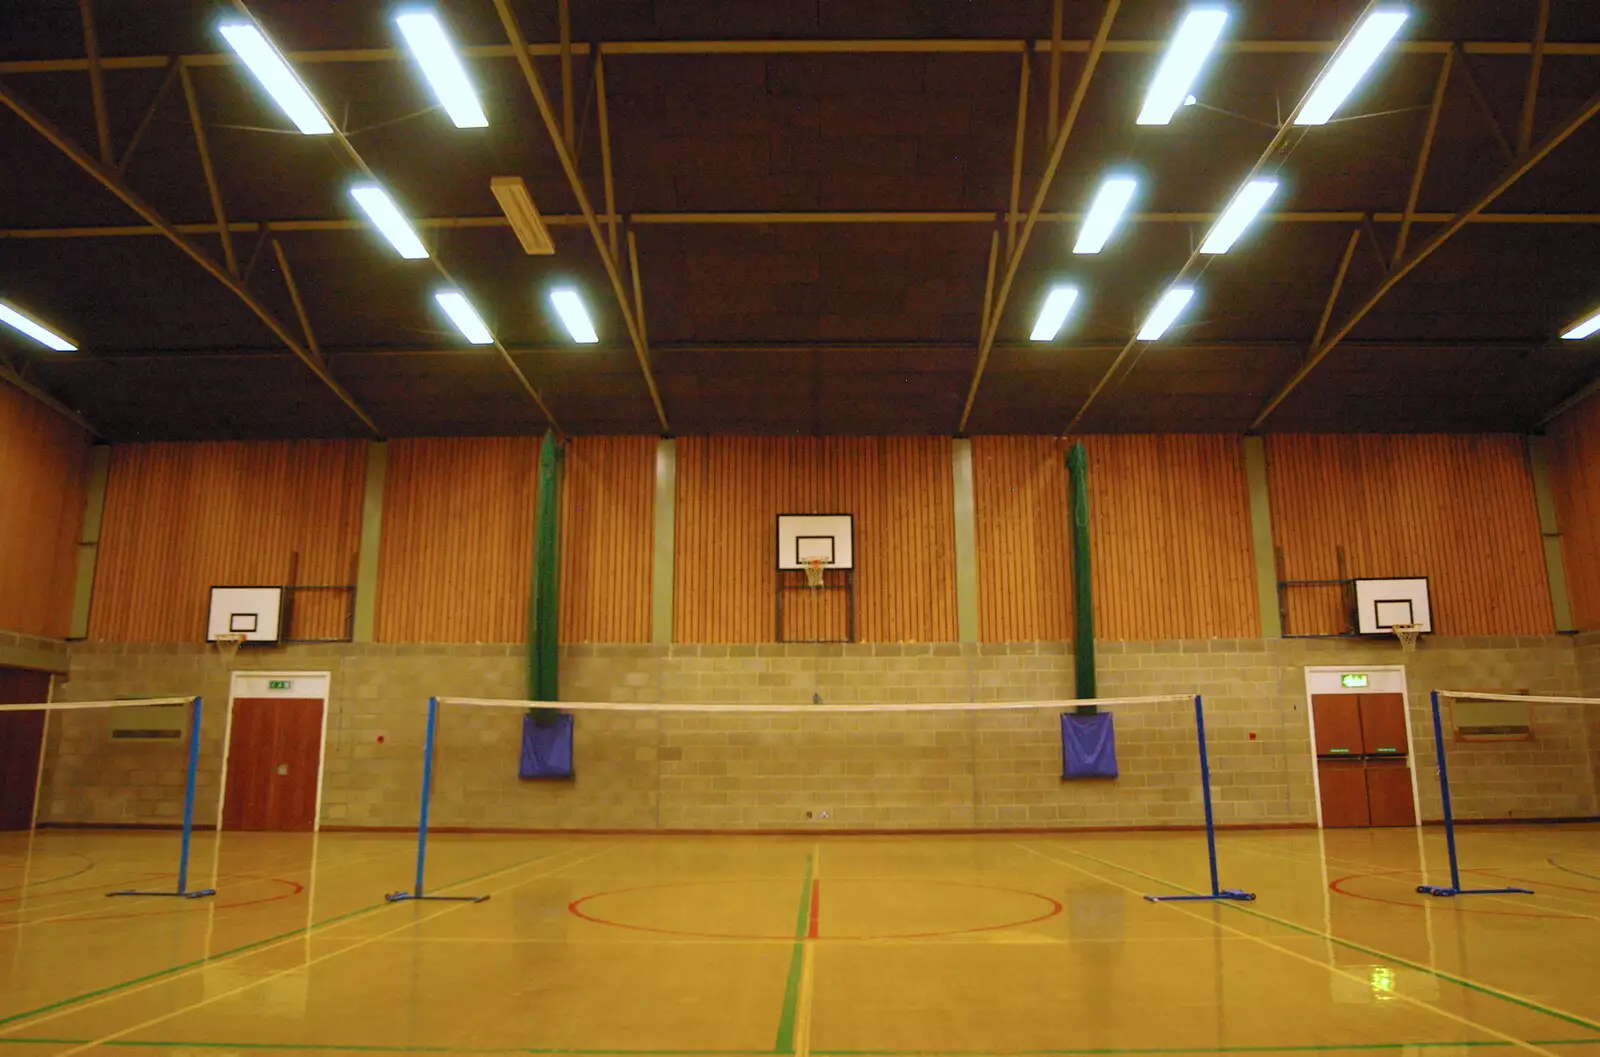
[0,385,90,637]
[90,441,365,641]
[376,437,539,643]
[973,436,1257,641]
[1548,396,1600,630]
[1266,435,1552,636]
[674,437,957,643]
[559,436,654,643]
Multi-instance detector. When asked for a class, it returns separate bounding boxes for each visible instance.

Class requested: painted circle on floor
[569,877,1062,940]
[1329,867,1590,919]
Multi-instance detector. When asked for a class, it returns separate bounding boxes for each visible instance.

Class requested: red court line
[1328,869,1585,920]
[807,879,821,939]
[0,877,305,927]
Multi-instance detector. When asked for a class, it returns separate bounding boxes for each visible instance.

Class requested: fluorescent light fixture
[1137,286,1196,341]
[1199,177,1280,254]
[434,290,493,344]
[490,176,555,255]
[218,22,333,135]
[549,288,599,344]
[0,300,76,351]
[1074,176,1139,254]
[1030,286,1081,342]
[395,11,488,129]
[1294,9,1410,125]
[1563,308,1600,341]
[350,185,429,259]
[1137,7,1230,125]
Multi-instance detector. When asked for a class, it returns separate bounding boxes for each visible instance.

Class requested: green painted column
[68,444,111,639]
[651,438,677,645]
[952,439,979,644]
[1242,437,1283,639]
[351,441,387,643]
[1526,435,1575,632]
[529,432,563,701]
[1066,443,1095,700]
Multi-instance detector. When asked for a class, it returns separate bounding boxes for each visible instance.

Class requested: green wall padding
[1067,442,1096,702]
[528,431,563,702]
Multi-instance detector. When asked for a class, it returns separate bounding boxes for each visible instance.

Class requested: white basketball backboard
[777,514,854,570]
[1354,578,1432,635]
[207,586,284,644]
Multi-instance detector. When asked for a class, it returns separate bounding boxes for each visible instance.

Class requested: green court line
[0,846,581,1033]
[1039,844,1600,1036]
[772,852,816,1055]
[815,1043,1600,1056]
[0,1042,767,1054]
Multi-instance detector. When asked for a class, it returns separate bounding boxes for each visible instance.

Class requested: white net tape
[0,696,192,713]
[438,693,1192,713]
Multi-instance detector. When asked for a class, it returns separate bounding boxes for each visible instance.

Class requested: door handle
[277,764,289,776]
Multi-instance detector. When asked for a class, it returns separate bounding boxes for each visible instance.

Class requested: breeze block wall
[39,635,1597,832]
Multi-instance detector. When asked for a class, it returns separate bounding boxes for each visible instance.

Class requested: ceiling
[1,0,1598,440]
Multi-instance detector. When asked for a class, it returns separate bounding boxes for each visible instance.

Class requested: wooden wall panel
[675,437,956,643]
[91,441,366,642]
[1266,435,1551,636]
[974,436,1257,641]
[972,436,1072,642]
[0,386,90,637]
[1549,397,1600,630]
[559,436,654,643]
[375,437,539,643]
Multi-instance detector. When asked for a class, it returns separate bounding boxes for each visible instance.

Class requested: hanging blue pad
[519,712,575,780]
[1061,712,1117,779]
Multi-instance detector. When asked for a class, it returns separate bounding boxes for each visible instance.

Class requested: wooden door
[0,668,52,831]
[1357,694,1409,756]
[223,698,323,831]
[1365,760,1417,827]
[1311,695,1363,755]
[1317,760,1371,827]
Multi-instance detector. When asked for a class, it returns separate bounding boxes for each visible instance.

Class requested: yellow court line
[794,842,821,1057]
[0,843,601,1040]
[1016,843,1570,1057]
[43,845,617,1057]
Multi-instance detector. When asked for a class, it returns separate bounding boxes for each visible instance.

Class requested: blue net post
[1145,695,1255,903]
[109,696,216,899]
[1417,690,1531,897]
[387,697,488,903]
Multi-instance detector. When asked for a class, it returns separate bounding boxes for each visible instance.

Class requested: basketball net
[802,558,827,589]
[213,633,246,667]
[1391,624,1422,652]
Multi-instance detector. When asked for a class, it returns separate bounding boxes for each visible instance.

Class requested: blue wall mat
[1061,712,1118,779]
[519,712,574,780]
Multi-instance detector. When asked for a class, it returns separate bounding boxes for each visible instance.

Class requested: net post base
[385,891,490,904]
[107,888,216,899]
[1416,884,1533,897]
[1144,888,1256,903]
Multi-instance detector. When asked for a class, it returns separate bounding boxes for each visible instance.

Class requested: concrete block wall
[38,635,1599,831]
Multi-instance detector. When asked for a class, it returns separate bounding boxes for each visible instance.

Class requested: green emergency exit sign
[1341,673,1369,688]
[268,679,292,690]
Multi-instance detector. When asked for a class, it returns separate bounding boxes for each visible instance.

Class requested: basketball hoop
[802,558,827,589]
[1391,624,1422,652]
[213,633,246,666]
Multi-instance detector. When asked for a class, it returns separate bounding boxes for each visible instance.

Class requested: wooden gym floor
[1,827,1598,1057]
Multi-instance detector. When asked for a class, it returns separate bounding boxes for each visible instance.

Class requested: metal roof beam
[0,76,383,436]
[76,0,112,165]
[1519,0,1551,157]
[1393,49,1453,266]
[493,0,670,434]
[1251,86,1600,430]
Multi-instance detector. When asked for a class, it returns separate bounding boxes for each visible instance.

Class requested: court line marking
[0,843,592,1034]
[773,850,815,1056]
[38,846,619,1057]
[1019,842,1600,1037]
[0,852,96,893]
[1551,858,1600,885]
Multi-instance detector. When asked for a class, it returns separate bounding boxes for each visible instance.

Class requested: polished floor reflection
[1,825,1598,1056]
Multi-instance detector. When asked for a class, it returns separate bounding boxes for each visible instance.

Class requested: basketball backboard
[207,586,284,644]
[1354,578,1432,635]
[776,514,854,570]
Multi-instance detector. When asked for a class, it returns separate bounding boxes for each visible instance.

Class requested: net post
[1414,690,1531,898]
[1144,694,1255,903]
[387,697,487,904]
[108,695,216,899]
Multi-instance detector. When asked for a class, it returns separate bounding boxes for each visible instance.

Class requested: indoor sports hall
[2,2,1599,1056]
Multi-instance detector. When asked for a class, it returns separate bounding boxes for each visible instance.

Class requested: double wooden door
[0,668,51,830]
[223,697,324,831]
[1313,693,1416,828]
